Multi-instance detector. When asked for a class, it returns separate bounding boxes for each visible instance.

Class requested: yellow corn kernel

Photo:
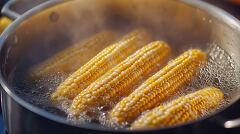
[131,87,224,129]
[51,30,152,103]
[69,41,171,116]
[109,49,207,124]
[120,29,152,46]
[29,31,117,79]
[0,17,12,33]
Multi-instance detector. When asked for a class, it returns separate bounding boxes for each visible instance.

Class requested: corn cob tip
[50,91,62,103]
[121,29,152,44]
[187,49,207,61]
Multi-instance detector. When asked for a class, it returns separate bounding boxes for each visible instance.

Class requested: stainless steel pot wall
[0,0,240,134]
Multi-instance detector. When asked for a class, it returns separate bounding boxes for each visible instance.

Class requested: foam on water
[13,43,240,129]
[14,72,68,116]
[188,44,239,99]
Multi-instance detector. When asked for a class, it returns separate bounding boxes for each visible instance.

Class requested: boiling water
[12,43,240,129]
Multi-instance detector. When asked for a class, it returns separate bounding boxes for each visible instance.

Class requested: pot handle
[1,0,20,20]
[2,0,47,20]
[0,0,17,33]
[0,0,47,34]
[223,118,240,128]
[212,99,240,128]
[222,98,240,128]
[222,99,240,128]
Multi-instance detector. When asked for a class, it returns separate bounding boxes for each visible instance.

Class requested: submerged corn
[109,49,207,124]
[69,41,171,116]
[29,31,117,79]
[131,87,224,129]
[51,30,152,103]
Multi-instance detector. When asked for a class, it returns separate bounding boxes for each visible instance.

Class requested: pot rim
[0,0,240,132]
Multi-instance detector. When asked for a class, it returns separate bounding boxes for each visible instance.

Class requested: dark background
[203,0,240,18]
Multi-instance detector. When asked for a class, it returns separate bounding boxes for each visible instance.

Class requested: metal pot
[0,0,240,134]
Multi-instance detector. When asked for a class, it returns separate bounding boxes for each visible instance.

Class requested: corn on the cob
[109,49,207,124]
[0,17,12,33]
[51,30,152,103]
[69,41,171,116]
[131,87,224,129]
[29,31,117,79]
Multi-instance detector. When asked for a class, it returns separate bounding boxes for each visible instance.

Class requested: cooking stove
[0,0,240,134]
